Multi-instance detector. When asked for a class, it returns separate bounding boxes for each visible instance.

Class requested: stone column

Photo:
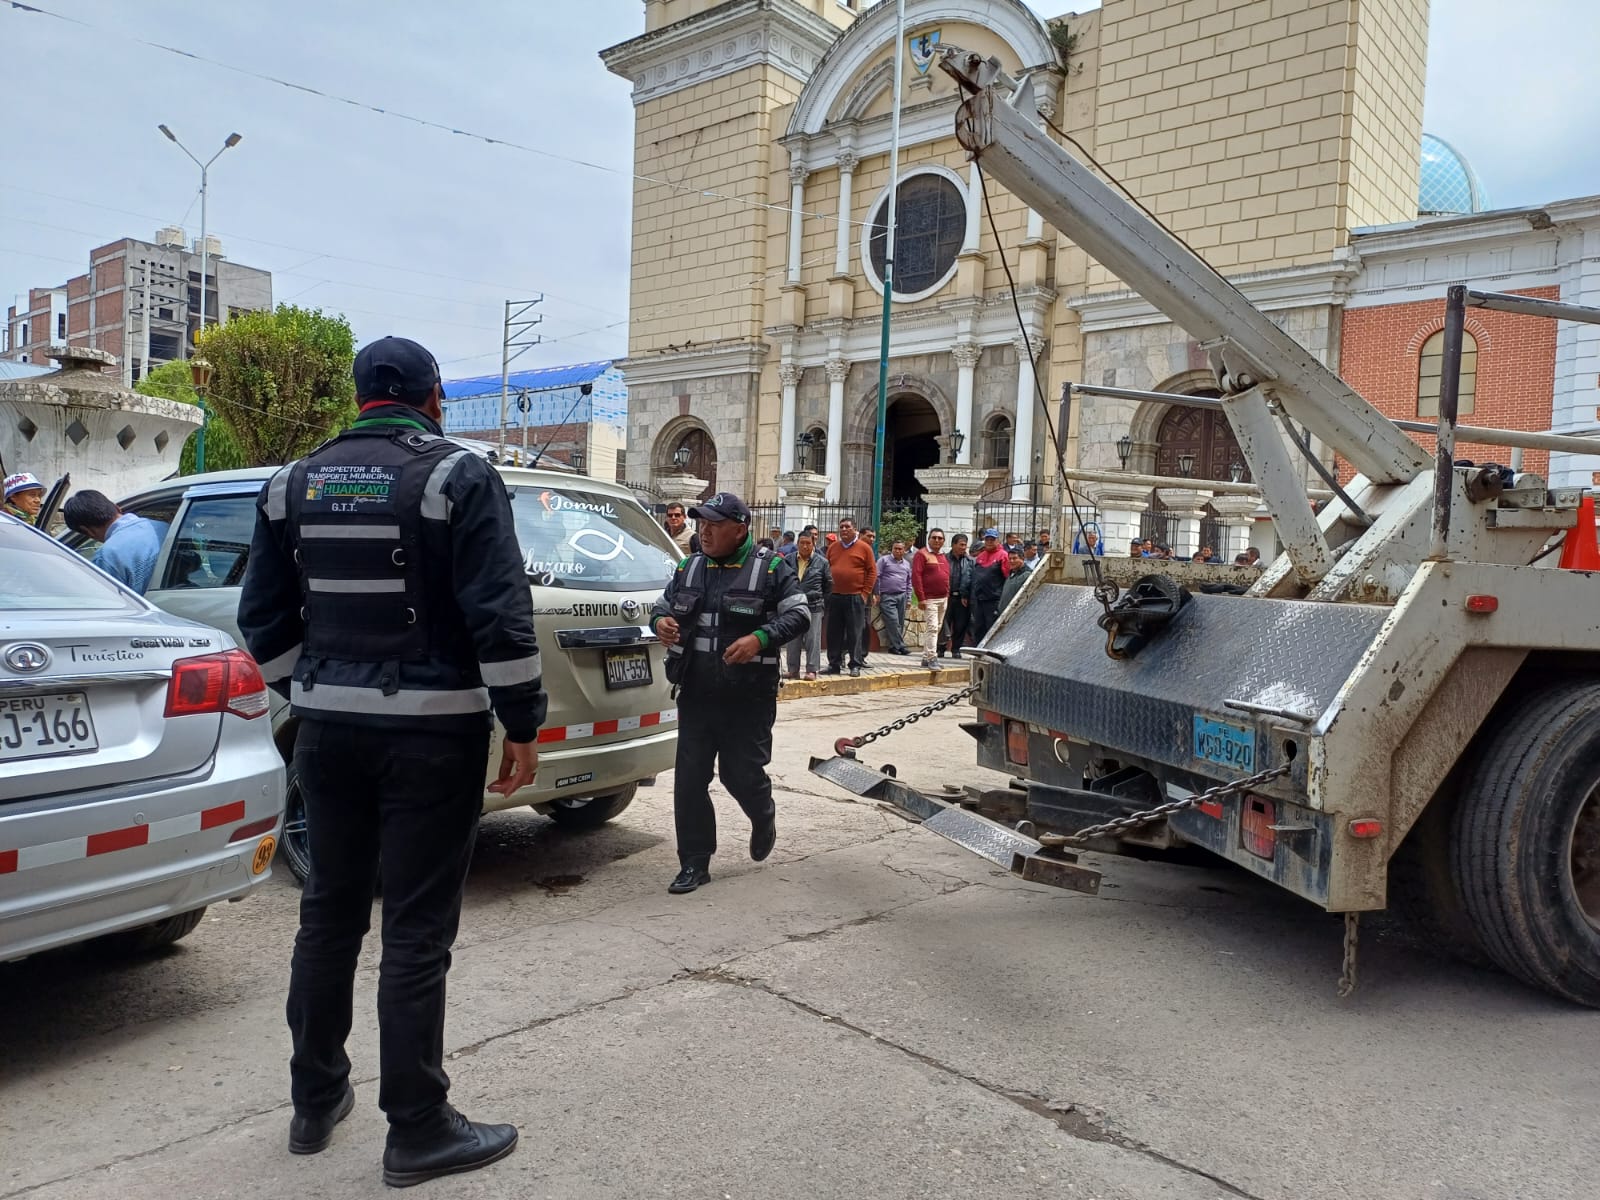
[1158,487,1213,559]
[834,152,857,277]
[658,473,710,510]
[776,470,828,533]
[915,463,992,540]
[1011,337,1040,500]
[1024,96,1057,242]
[1084,483,1152,554]
[777,363,801,476]
[786,164,809,285]
[1208,494,1261,561]
[824,358,848,501]
[952,342,980,465]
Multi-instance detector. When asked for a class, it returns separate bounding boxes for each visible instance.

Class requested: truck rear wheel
[1452,680,1600,1006]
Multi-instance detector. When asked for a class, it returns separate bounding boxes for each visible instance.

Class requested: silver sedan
[0,513,285,962]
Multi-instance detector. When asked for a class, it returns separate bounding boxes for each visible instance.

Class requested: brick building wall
[1337,285,1559,481]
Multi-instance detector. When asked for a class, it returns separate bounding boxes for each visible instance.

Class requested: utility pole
[870,0,907,531]
[519,391,533,463]
[497,299,544,460]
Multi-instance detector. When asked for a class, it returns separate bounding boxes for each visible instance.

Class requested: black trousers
[941,596,972,654]
[969,597,1001,646]
[286,718,489,1133]
[825,593,865,670]
[674,686,777,867]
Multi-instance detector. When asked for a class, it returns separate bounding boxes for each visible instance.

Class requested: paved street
[2,685,1596,1200]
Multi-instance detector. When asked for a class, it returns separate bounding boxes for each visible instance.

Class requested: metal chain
[846,683,978,750]
[1039,762,1292,847]
[1337,911,1360,998]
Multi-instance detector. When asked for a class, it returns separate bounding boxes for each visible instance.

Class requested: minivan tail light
[165,650,270,720]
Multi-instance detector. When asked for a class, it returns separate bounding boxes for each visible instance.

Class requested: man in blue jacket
[61,490,169,593]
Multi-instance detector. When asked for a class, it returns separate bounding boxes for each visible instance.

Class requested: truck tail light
[1005,720,1030,766]
[165,650,270,720]
[1348,818,1383,839]
[1465,595,1498,613]
[981,709,1003,726]
[1241,795,1276,859]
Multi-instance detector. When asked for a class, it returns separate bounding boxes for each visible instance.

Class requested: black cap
[353,336,443,402]
[688,492,752,524]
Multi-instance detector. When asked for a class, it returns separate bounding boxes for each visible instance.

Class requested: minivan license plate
[0,692,98,762]
[604,648,652,690]
[1193,715,1255,771]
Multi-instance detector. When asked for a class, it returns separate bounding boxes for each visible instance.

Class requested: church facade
[602,0,1598,533]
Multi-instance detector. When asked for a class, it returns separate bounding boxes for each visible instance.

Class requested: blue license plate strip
[1192,715,1256,772]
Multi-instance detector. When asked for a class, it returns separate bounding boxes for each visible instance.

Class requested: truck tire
[545,785,637,830]
[101,907,207,955]
[1386,789,1488,967]
[1451,679,1600,1006]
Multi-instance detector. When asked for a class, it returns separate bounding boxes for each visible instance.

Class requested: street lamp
[1229,460,1245,483]
[188,357,214,472]
[1116,434,1133,470]
[158,125,242,352]
[795,430,813,472]
[948,428,965,465]
[671,444,692,471]
[1177,451,1195,478]
[570,448,586,474]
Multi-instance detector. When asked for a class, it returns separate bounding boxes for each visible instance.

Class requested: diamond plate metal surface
[807,755,893,798]
[921,806,1041,867]
[983,586,1387,774]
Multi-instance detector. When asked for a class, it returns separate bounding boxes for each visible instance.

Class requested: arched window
[864,168,967,301]
[1417,329,1477,417]
[668,428,718,500]
[984,414,1013,471]
[798,425,828,473]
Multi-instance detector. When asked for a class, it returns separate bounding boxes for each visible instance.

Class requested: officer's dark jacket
[649,532,809,696]
[946,550,974,602]
[237,407,547,742]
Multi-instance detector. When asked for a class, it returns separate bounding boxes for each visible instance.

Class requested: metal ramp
[809,755,1101,895]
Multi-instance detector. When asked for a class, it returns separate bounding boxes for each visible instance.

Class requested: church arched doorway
[882,393,940,513]
[1143,402,1246,553]
[669,427,717,500]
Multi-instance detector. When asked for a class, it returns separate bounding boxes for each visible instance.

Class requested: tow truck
[814,49,1600,1006]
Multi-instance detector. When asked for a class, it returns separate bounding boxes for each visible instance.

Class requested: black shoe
[288,1084,356,1155]
[821,667,841,675]
[382,1108,518,1188]
[750,818,776,862]
[668,864,711,894]
[849,667,861,677]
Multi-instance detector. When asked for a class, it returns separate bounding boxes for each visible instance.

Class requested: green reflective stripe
[754,629,770,649]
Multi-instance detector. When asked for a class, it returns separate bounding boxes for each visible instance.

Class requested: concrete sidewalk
[779,655,971,700]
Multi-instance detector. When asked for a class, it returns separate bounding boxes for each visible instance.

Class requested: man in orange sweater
[824,516,876,677]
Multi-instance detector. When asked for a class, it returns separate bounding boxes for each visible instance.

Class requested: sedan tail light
[165,650,270,720]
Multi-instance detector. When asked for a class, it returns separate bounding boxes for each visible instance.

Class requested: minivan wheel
[281,762,312,885]
[544,784,638,830]
[101,907,207,955]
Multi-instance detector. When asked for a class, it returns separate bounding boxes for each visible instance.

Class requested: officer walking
[649,492,810,894]
[237,336,545,1188]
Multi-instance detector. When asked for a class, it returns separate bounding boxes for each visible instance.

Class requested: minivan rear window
[506,486,678,592]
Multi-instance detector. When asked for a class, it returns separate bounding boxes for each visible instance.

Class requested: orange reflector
[1196,798,1224,820]
[1348,818,1383,839]
[229,815,280,845]
[1464,595,1498,613]
[1241,795,1276,859]
[1005,720,1030,766]
[981,709,1003,726]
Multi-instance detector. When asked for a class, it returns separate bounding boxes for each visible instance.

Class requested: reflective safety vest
[662,546,791,690]
[284,429,474,683]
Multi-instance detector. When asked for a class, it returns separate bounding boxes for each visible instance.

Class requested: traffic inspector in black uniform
[237,336,545,1188]
[649,492,811,894]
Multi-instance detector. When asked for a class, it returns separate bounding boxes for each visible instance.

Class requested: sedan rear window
[506,486,678,592]
[0,520,146,611]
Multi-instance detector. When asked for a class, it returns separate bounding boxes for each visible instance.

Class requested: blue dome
[1419,133,1490,215]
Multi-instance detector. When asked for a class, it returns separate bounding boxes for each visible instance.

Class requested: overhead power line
[3,1,881,235]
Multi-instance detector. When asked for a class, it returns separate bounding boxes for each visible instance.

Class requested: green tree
[135,359,246,475]
[193,304,357,466]
[878,508,922,554]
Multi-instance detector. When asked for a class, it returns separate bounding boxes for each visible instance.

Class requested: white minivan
[62,465,681,883]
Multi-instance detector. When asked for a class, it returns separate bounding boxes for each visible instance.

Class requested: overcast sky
[3,0,1596,381]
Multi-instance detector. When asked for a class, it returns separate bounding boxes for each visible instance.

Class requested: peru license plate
[603,647,651,690]
[1193,715,1255,772]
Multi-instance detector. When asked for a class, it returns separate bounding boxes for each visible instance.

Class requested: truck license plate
[1193,715,1255,771]
[0,692,98,762]
[603,648,652,690]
